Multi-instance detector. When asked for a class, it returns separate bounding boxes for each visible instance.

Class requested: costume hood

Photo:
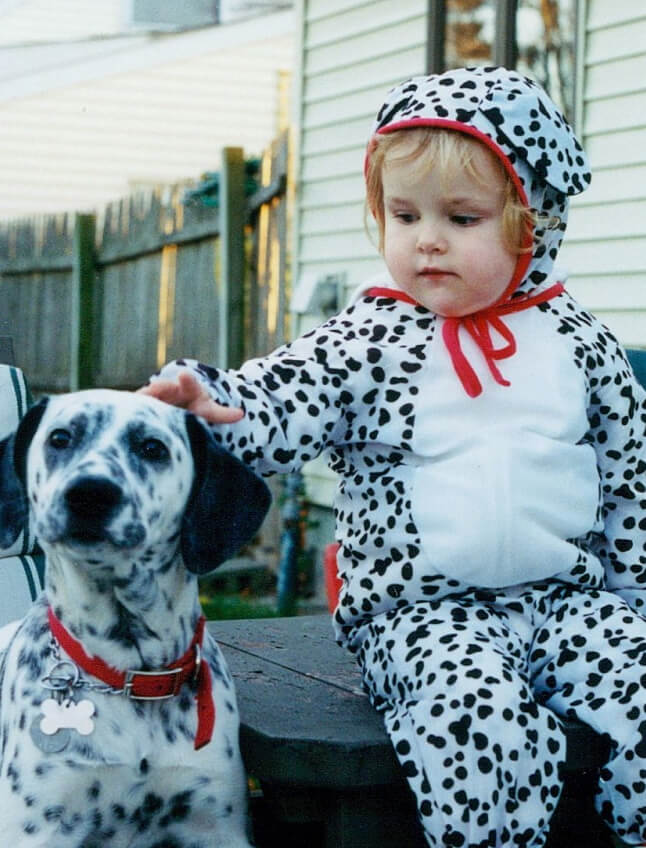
[365,66,591,396]
[368,65,591,300]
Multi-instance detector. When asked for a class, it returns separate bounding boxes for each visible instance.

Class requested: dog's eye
[138,438,169,463]
[48,429,72,449]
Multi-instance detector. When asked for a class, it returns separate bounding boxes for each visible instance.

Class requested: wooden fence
[0,132,290,394]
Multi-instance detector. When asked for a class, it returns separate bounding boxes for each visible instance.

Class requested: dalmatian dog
[0,389,271,847]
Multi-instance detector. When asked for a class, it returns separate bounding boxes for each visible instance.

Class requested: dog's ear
[0,433,24,549]
[181,413,271,574]
[0,397,49,549]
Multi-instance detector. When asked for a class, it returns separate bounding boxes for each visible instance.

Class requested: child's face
[381,142,517,317]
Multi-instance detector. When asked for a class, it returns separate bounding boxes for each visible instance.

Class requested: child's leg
[352,598,566,848]
[531,588,646,845]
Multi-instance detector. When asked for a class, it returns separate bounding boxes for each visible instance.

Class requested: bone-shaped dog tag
[39,697,96,736]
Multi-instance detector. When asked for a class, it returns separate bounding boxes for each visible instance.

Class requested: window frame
[425,0,581,125]
[426,0,579,75]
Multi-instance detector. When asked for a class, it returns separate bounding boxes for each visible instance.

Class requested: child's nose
[416,223,447,254]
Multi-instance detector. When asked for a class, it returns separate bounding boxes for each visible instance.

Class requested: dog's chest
[0,617,246,845]
[4,619,234,758]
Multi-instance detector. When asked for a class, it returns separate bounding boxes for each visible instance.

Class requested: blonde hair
[365,128,534,253]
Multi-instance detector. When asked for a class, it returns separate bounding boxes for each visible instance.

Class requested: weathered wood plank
[70,213,97,391]
[210,616,402,789]
[0,336,15,365]
[218,146,246,369]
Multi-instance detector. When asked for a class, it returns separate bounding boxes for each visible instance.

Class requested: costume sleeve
[152,319,363,476]
[586,339,646,615]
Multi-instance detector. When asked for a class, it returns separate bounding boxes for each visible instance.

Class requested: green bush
[200,593,278,621]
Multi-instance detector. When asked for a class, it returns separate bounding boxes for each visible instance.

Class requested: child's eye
[451,214,479,226]
[394,212,417,224]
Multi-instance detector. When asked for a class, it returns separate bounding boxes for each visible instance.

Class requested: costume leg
[353,598,566,848]
[531,588,646,845]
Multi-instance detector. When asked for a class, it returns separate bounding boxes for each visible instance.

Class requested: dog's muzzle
[58,475,145,548]
[63,476,123,542]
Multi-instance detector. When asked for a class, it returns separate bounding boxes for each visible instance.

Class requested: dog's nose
[64,477,122,519]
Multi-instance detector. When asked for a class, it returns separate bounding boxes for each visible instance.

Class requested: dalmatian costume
[154,68,646,846]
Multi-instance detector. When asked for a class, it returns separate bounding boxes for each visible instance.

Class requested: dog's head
[0,389,270,575]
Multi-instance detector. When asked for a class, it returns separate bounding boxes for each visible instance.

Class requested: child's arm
[142,323,363,476]
[587,343,646,615]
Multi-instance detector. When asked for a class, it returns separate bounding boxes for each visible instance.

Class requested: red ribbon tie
[367,283,565,398]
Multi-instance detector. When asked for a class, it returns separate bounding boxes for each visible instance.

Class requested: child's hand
[137,372,244,424]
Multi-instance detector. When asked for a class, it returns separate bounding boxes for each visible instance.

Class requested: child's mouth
[419,268,454,280]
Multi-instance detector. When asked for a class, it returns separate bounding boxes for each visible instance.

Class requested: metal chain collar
[41,635,125,699]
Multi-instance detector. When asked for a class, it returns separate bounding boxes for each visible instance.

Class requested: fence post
[69,213,97,391]
[218,147,246,369]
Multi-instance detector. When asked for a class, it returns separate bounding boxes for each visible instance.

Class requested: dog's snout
[65,477,122,518]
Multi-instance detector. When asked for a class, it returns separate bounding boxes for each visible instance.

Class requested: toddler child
[142,67,646,847]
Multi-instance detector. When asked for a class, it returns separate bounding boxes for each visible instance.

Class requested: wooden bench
[0,335,15,366]
[209,615,614,848]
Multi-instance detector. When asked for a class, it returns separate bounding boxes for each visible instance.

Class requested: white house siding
[0,13,294,218]
[293,0,426,509]
[294,0,426,310]
[560,0,646,346]
[0,0,123,43]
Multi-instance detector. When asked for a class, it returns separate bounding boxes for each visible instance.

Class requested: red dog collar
[47,606,215,750]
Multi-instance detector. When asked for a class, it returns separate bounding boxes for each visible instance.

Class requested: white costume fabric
[154,68,646,846]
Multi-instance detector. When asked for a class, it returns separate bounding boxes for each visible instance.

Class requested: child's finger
[174,373,244,421]
[136,379,185,405]
[176,372,205,404]
[191,398,244,424]
[137,374,244,422]
[138,374,205,408]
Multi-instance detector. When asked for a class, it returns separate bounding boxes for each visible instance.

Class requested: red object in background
[324,542,342,612]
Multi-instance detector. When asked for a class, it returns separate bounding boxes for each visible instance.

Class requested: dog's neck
[44,548,204,669]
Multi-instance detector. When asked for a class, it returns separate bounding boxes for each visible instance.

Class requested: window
[129,0,218,28]
[445,0,495,69]
[426,0,578,122]
[515,0,577,120]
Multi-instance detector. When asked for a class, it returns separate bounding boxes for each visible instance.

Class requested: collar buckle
[124,666,184,700]
[192,643,202,685]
